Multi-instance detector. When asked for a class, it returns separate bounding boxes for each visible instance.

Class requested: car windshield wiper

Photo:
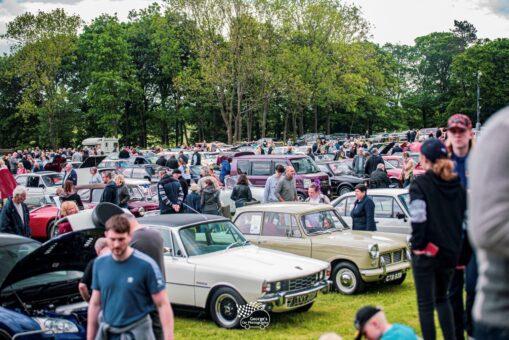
[225,240,250,251]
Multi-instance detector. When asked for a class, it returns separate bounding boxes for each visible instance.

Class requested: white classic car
[64,207,331,329]
[331,188,411,234]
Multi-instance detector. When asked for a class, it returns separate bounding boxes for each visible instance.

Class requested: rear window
[290,157,320,174]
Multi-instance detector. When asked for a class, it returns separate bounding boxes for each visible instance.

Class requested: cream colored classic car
[233,203,411,295]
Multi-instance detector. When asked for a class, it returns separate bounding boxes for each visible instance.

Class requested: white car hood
[189,245,328,281]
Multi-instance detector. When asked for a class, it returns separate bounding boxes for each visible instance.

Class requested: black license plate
[287,291,317,308]
[384,271,403,283]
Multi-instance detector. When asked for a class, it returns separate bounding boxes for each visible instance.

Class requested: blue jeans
[474,322,509,340]
[412,255,455,340]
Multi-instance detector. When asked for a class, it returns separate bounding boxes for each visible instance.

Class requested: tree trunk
[313,104,318,133]
[292,110,297,138]
[262,96,268,138]
[183,122,189,147]
[283,112,288,142]
[238,114,243,142]
[298,111,304,137]
[326,113,331,135]
[247,109,253,141]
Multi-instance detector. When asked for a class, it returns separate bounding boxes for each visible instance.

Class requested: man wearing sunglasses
[447,113,476,340]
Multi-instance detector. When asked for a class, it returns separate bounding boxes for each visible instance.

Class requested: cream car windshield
[179,221,248,256]
[301,210,346,234]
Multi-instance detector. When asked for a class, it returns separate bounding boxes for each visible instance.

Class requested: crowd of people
[1,108,508,339]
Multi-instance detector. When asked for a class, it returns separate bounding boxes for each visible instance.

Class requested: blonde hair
[115,174,125,185]
[432,158,456,181]
[61,201,78,217]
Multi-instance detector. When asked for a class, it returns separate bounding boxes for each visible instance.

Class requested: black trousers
[412,255,456,340]
[449,268,465,340]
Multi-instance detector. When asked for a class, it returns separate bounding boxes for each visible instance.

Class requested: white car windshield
[179,221,247,256]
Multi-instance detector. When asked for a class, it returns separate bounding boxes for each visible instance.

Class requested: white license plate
[384,271,403,283]
[287,291,317,308]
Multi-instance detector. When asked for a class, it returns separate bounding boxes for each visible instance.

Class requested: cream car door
[372,196,411,234]
[157,227,196,306]
[257,213,311,257]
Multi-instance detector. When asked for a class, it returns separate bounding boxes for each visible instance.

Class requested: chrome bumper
[360,261,410,283]
[257,280,331,310]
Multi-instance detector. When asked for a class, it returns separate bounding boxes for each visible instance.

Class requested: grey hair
[377,163,385,170]
[13,186,27,197]
[94,237,108,252]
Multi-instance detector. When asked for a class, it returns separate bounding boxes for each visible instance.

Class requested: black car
[316,161,365,197]
[0,229,103,339]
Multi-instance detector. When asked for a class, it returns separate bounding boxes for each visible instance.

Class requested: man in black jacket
[365,149,384,176]
[172,169,188,200]
[369,164,391,188]
[165,155,179,170]
[100,171,119,206]
[155,155,167,167]
[157,170,183,214]
[0,186,30,237]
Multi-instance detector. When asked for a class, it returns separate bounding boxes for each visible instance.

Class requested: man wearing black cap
[354,305,417,340]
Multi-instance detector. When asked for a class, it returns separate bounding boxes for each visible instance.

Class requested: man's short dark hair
[102,171,112,180]
[355,183,367,193]
[275,164,285,173]
[105,215,131,234]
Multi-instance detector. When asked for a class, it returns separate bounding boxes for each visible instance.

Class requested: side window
[237,160,250,175]
[335,198,347,216]
[372,196,394,218]
[78,189,90,201]
[393,199,404,217]
[251,161,272,176]
[172,230,184,257]
[26,176,40,188]
[235,212,263,235]
[289,215,302,237]
[16,176,27,186]
[345,197,356,216]
[157,228,174,256]
[388,160,400,168]
[262,212,289,237]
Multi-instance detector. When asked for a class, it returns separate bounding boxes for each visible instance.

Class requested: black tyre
[332,262,365,295]
[209,287,245,329]
[388,273,407,286]
[292,302,314,313]
[337,185,353,197]
[47,220,58,239]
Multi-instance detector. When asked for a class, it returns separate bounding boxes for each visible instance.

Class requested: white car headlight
[368,244,380,259]
[33,317,79,334]
[275,282,281,291]
[138,207,145,216]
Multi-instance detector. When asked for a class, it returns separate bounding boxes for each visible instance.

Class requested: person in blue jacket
[351,184,376,231]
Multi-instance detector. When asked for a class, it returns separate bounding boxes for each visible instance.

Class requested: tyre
[292,302,314,313]
[388,273,407,286]
[47,220,58,239]
[337,185,353,197]
[297,193,307,202]
[209,287,245,329]
[332,262,365,295]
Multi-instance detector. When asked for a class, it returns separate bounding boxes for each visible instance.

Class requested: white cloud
[478,0,509,18]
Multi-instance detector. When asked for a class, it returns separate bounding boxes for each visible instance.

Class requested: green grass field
[173,273,444,339]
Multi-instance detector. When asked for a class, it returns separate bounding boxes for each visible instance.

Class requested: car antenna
[182,202,209,220]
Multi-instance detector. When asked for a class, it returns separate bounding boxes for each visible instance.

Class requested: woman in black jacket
[230,174,252,208]
[350,184,376,231]
[59,180,84,210]
[409,138,466,340]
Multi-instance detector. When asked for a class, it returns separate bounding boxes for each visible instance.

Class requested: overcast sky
[1,0,509,54]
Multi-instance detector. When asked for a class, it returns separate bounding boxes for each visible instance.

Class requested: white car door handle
[257,240,267,244]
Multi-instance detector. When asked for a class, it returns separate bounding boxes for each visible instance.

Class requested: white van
[82,137,119,154]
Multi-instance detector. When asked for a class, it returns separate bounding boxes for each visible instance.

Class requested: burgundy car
[76,183,158,217]
[230,154,331,200]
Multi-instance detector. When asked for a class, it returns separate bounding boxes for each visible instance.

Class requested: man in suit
[62,163,77,186]
[0,186,31,237]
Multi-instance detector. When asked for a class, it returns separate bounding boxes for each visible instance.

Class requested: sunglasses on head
[448,128,467,134]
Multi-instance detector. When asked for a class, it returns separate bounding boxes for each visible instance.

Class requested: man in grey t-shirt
[275,166,298,202]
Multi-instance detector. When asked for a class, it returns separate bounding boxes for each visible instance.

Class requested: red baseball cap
[448,114,472,130]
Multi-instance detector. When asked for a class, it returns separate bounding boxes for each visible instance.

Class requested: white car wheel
[210,288,244,328]
[332,263,365,295]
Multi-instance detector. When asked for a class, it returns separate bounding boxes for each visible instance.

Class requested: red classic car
[25,195,61,239]
[76,183,158,217]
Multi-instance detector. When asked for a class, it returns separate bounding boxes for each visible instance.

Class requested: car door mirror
[396,212,407,222]
[163,246,173,255]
